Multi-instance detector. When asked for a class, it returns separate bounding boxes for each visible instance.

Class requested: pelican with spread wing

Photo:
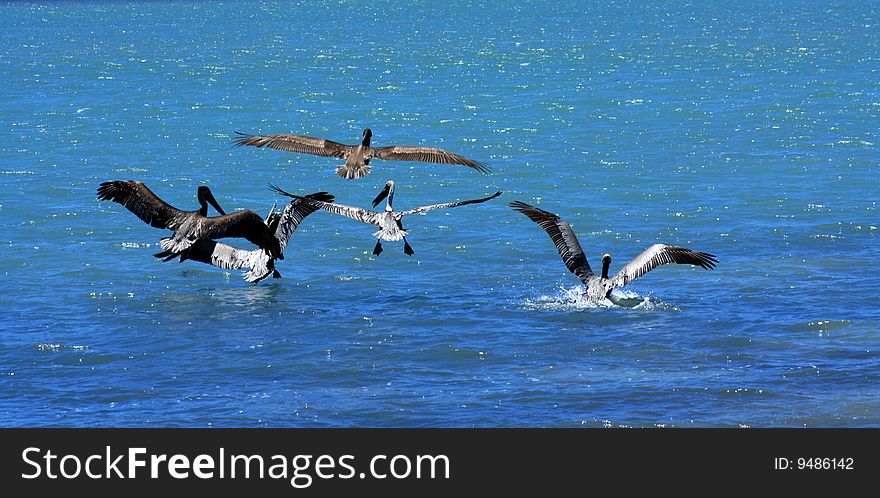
[510,201,717,301]
[152,192,334,282]
[270,181,501,256]
[234,128,489,180]
[97,181,282,260]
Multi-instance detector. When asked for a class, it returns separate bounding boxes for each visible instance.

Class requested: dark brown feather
[200,210,283,260]
[233,132,349,159]
[371,145,490,173]
[97,180,183,229]
[509,201,594,283]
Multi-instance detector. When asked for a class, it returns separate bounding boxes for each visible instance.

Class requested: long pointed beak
[264,203,277,223]
[204,189,226,216]
[372,182,392,208]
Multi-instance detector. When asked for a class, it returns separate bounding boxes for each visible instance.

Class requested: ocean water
[1,0,878,427]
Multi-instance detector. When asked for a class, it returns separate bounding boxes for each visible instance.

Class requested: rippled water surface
[1,1,878,427]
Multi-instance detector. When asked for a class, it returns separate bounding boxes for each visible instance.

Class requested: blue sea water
[1,0,878,427]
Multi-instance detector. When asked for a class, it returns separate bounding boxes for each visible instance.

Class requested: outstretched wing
[269,184,382,227]
[200,210,282,259]
[233,132,350,158]
[509,201,594,283]
[371,145,490,173]
[398,191,502,217]
[97,180,184,229]
[610,244,717,287]
[273,191,335,252]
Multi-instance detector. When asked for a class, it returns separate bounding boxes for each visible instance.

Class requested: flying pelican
[97,181,282,260]
[152,192,334,282]
[233,128,490,180]
[509,201,717,301]
[269,181,501,256]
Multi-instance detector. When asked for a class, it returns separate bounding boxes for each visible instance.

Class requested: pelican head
[601,253,611,279]
[372,180,395,211]
[362,128,373,146]
[197,186,226,216]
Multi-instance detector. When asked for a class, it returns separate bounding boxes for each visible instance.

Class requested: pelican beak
[204,188,227,216]
[372,181,393,208]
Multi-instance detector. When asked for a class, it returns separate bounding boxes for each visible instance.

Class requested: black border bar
[1,429,875,492]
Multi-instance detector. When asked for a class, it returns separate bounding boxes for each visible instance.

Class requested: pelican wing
[179,239,259,270]
[233,132,350,158]
[200,210,282,259]
[177,239,274,283]
[270,184,381,227]
[305,200,382,226]
[398,191,502,217]
[371,146,490,173]
[610,244,718,287]
[97,180,184,229]
[273,191,335,252]
[509,201,594,283]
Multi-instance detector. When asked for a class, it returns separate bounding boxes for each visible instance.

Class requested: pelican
[269,181,501,256]
[97,181,282,260]
[509,201,717,301]
[152,192,334,282]
[233,128,490,180]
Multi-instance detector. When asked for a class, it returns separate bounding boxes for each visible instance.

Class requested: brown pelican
[152,192,334,282]
[509,201,717,301]
[269,181,501,256]
[97,181,282,260]
[233,128,489,180]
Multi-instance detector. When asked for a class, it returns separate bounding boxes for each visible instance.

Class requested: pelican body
[234,128,489,180]
[152,192,334,282]
[97,181,282,260]
[510,201,717,302]
[368,180,409,248]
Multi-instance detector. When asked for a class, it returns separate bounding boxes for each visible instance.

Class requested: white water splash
[520,285,672,311]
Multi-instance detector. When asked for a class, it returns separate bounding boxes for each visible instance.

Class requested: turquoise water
[1,1,878,427]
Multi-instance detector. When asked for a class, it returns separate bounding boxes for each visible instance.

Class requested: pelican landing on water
[510,201,717,302]
[269,181,501,256]
[152,192,334,283]
[233,128,490,180]
[97,181,282,260]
